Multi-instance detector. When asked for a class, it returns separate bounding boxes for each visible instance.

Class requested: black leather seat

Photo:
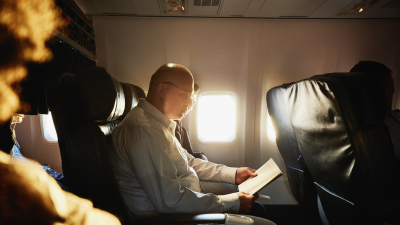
[51,66,226,224]
[51,66,143,219]
[267,84,322,224]
[280,72,400,225]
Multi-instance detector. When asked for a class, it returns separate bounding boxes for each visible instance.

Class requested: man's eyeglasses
[163,82,196,100]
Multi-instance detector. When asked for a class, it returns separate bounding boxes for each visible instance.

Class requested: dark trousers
[247,201,268,219]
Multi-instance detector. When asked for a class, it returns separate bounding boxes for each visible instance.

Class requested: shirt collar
[137,98,174,129]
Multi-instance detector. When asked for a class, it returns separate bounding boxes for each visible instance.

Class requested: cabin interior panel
[15,115,62,172]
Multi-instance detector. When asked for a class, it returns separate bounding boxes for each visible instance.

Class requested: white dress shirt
[111,99,240,216]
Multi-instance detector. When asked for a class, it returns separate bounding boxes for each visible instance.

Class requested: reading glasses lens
[165,82,194,100]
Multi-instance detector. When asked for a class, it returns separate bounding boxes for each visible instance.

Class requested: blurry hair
[0,0,61,123]
[350,60,393,89]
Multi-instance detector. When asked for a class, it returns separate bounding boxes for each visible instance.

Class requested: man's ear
[157,83,167,99]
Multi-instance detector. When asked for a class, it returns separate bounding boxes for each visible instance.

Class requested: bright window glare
[40,112,58,142]
[267,113,276,142]
[197,93,237,142]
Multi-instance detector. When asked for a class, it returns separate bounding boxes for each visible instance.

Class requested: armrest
[257,195,271,204]
[123,213,226,224]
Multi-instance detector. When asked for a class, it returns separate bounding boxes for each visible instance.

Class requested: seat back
[284,72,399,224]
[267,85,321,224]
[315,183,365,225]
[51,66,145,219]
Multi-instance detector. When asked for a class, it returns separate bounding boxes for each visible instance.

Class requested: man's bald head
[146,63,195,120]
[148,63,194,95]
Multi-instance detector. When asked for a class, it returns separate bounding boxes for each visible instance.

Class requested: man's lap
[248,201,268,219]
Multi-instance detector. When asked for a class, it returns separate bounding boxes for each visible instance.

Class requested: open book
[238,158,283,195]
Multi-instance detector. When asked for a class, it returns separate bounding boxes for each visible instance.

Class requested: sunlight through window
[267,112,276,142]
[40,112,58,142]
[197,92,237,143]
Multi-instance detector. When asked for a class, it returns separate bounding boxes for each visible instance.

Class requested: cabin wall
[94,17,263,168]
[94,17,400,164]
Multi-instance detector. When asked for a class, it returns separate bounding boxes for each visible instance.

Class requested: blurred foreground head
[0,0,61,123]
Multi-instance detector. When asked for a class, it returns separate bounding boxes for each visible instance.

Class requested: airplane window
[267,112,276,142]
[40,112,58,142]
[197,92,237,143]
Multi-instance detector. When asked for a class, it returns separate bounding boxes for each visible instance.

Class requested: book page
[238,158,282,195]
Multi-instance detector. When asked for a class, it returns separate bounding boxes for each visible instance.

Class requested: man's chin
[170,113,186,120]
[179,110,190,119]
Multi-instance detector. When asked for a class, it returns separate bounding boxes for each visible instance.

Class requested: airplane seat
[119,82,146,120]
[52,66,227,224]
[53,66,137,219]
[267,84,322,224]
[283,72,400,225]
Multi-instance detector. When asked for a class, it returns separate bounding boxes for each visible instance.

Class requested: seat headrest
[59,66,146,123]
[120,82,146,119]
[310,72,387,125]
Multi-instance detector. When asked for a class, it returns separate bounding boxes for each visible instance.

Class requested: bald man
[111,64,274,224]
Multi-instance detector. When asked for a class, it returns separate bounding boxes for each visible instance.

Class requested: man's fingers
[248,168,257,177]
[236,168,258,184]
[241,191,258,198]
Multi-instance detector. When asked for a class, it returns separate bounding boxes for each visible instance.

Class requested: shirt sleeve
[186,151,237,184]
[124,126,239,214]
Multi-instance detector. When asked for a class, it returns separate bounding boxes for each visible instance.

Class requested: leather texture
[284,72,400,224]
[120,82,146,120]
[267,84,321,224]
[70,66,125,122]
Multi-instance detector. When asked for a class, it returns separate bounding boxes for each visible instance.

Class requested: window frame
[196,91,238,144]
[39,112,58,144]
[267,111,277,143]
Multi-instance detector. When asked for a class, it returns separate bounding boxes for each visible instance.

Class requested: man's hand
[235,168,257,185]
[199,153,208,161]
[193,152,208,161]
[237,192,258,214]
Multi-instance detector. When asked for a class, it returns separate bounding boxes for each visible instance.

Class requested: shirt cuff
[219,193,240,213]
[220,166,237,184]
